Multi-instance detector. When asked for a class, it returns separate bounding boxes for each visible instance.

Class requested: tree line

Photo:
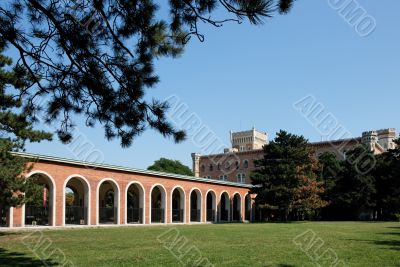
[251,130,400,221]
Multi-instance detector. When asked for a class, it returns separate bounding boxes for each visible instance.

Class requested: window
[201,165,205,172]
[217,163,220,170]
[237,173,246,183]
[236,161,239,170]
[244,160,249,169]
[220,175,227,181]
[209,164,213,171]
[225,162,230,170]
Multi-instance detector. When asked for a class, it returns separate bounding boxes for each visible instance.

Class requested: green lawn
[0,222,399,266]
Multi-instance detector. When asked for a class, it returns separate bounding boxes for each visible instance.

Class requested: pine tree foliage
[372,139,400,220]
[0,0,295,147]
[1,44,51,210]
[251,130,326,221]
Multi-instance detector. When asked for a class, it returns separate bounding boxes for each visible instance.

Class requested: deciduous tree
[148,158,193,176]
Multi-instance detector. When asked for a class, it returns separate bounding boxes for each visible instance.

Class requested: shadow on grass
[347,239,400,251]
[0,231,19,238]
[0,248,59,266]
[381,232,400,236]
[372,240,400,251]
[386,226,400,230]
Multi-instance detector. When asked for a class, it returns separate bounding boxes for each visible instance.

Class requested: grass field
[0,222,399,266]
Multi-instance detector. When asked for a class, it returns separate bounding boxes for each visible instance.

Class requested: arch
[219,191,230,222]
[63,174,91,226]
[125,181,145,224]
[189,188,202,222]
[244,193,252,221]
[96,178,120,225]
[0,206,9,227]
[232,192,242,222]
[205,189,217,223]
[24,171,56,227]
[170,186,185,223]
[150,184,167,223]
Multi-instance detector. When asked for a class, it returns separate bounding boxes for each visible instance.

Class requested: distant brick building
[192,128,397,184]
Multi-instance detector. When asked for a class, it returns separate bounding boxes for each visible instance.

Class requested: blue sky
[25,1,400,169]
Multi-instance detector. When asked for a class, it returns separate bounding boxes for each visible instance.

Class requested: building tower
[362,130,378,151]
[191,153,201,177]
[377,128,397,150]
[230,127,268,151]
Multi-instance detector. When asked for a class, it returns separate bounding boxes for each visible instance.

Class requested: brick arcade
[3,152,253,228]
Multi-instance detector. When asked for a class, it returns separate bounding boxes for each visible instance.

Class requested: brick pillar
[55,181,63,226]
[185,189,190,224]
[91,180,98,225]
[120,184,126,225]
[145,186,149,224]
[229,198,233,222]
[241,194,245,223]
[166,187,171,224]
[12,206,23,227]
[202,192,206,223]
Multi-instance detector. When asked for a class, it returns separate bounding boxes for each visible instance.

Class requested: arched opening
[219,192,230,222]
[206,191,216,222]
[65,177,90,225]
[126,183,144,224]
[171,187,185,223]
[98,180,119,224]
[0,206,8,227]
[151,185,166,223]
[190,189,201,222]
[245,194,252,221]
[232,193,242,221]
[24,173,55,226]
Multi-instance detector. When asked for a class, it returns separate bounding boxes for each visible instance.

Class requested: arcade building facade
[1,152,253,228]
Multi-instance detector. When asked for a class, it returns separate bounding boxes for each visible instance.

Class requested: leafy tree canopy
[148,157,193,176]
[0,0,295,147]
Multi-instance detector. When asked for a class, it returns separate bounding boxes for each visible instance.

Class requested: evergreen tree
[148,158,193,176]
[251,130,326,221]
[0,0,294,147]
[373,139,400,220]
[318,152,342,198]
[329,145,376,220]
[0,43,52,215]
